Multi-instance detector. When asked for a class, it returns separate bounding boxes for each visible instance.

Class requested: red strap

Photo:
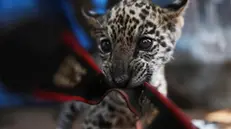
[144,82,196,129]
[62,31,101,74]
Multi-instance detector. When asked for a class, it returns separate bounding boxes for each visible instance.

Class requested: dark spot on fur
[139,13,146,20]
[153,45,158,49]
[138,25,145,32]
[66,114,74,120]
[167,23,176,32]
[132,17,140,24]
[139,68,146,77]
[136,63,145,72]
[156,31,160,36]
[129,10,135,15]
[149,28,156,34]
[126,37,130,42]
[123,0,127,4]
[162,25,167,32]
[108,104,116,112]
[129,37,133,43]
[150,46,158,52]
[118,16,123,25]
[98,33,106,38]
[160,42,167,47]
[146,21,155,28]
[166,47,172,52]
[157,39,161,43]
[144,55,152,61]
[135,3,143,8]
[162,57,168,62]
[70,103,76,112]
[125,15,130,25]
[108,20,113,25]
[163,17,168,22]
[129,19,132,23]
[116,9,120,16]
[152,12,156,18]
[122,8,125,14]
[151,4,157,11]
[146,5,151,9]
[141,9,149,15]
[111,26,117,40]
[160,36,164,40]
[98,115,112,128]
[128,29,133,35]
[157,8,164,14]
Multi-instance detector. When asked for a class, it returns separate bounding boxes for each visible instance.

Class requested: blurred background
[0,0,231,129]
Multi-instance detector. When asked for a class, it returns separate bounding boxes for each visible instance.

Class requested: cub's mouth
[108,71,148,88]
[109,69,134,88]
[111,74,131,88]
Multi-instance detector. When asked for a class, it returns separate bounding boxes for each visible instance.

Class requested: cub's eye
[137,37,153,50]
[99,39,112,53]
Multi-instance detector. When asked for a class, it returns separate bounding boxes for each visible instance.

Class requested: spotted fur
[56,0,191,129]
[57,91,157,129]
[85,0,186,88]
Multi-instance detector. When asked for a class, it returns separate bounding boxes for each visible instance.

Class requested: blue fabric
[91,0,108,14]
[0,83,24,107]
[60,0,92,50]
[0,0,40,107]
[0,0,95,107]
[0,0,39,26]
[0,0,171,107]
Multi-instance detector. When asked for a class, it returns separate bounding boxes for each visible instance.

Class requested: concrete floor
[0,107,58,129]
[0,107,229,129]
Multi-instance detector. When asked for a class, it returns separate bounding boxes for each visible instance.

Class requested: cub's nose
[111,61,130,87]
[112,74,129,88]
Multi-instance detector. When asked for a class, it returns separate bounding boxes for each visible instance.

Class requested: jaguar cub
[56,0,209,129]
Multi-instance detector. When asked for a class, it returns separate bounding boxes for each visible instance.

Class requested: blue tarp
[0,0,39,26]
[0,0,172,107]
[0,0,109,107]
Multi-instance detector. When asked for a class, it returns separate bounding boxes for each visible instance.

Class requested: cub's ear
[164,0,189,17]
[81,8,104,29]
[163,0,189,28]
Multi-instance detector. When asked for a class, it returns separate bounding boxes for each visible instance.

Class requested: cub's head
[83,0,188,88]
